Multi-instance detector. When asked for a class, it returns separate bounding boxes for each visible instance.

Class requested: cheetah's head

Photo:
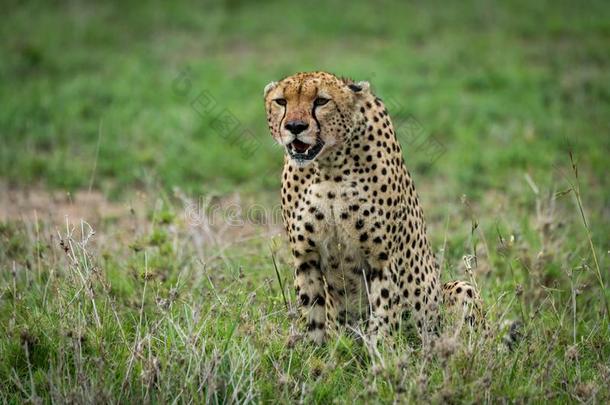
[264,71,369,166]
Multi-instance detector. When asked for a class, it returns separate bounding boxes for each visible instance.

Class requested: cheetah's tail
[442,280,485,327]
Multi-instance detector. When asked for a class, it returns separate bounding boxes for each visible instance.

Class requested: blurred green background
[1,0,609,202]
[1,2,610,401]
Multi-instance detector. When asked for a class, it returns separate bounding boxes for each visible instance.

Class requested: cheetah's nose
[284,120,309,135]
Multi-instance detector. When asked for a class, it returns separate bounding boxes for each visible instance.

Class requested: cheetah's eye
[274,98,287,106]
[314,97,330,106]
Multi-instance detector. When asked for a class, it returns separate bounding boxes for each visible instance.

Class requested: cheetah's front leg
[294,254,327,344]
[365,259,400,346]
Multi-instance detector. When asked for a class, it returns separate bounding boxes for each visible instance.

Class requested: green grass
[1,0,610,402]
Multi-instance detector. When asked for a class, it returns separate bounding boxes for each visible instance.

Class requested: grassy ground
[1,0,609,403]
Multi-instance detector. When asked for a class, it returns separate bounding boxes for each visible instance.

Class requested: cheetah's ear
[264,81,278,98]
[348,81,370,94]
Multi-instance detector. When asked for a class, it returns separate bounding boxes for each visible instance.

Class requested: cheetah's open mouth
[287,138,324,162]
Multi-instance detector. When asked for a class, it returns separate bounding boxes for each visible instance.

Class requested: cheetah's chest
[304,181,360,247]
[304,181,369,312]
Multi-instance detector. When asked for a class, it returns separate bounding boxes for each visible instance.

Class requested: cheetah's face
[264,72,369,166]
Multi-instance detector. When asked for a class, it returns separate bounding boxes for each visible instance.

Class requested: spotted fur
[264,71,482,344]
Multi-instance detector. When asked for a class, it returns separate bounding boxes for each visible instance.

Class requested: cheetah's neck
[313,94,377,180]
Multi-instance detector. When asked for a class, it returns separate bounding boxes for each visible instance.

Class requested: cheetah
[264,71,482,345]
